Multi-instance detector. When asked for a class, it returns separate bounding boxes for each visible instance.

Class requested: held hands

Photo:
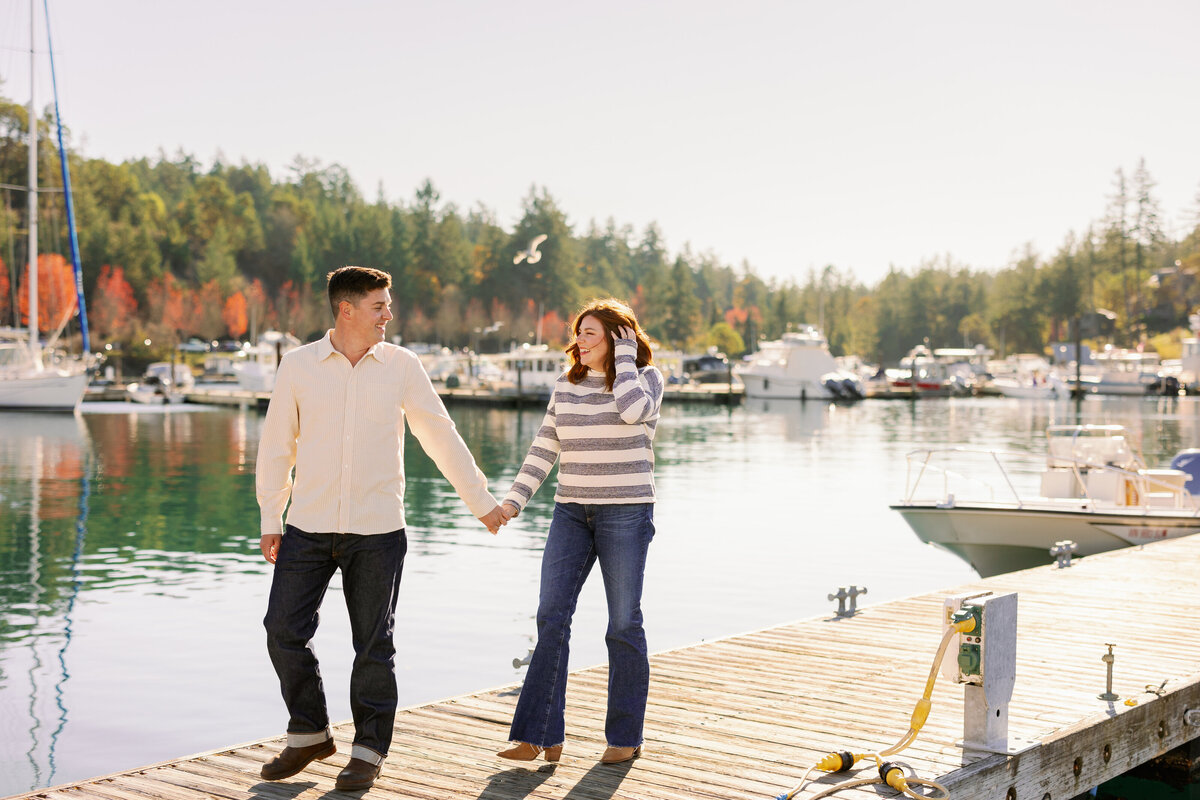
[478,501,521,534]
[478,505,508,535]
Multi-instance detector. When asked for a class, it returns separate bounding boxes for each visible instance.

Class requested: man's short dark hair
[327,266,392,317]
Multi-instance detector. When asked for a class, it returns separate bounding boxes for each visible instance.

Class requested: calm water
[2,394,1198,793]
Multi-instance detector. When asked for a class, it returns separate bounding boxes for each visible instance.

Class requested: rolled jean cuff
[287,728,332,747]
[351,744,385,765]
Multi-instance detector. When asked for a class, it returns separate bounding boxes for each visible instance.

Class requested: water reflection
[0,412,90,790]
[3,395,1200,794]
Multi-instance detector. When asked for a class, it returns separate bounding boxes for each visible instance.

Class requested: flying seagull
[513,234,548,265]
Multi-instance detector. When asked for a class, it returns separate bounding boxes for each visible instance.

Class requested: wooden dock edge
[945,675,1200,798]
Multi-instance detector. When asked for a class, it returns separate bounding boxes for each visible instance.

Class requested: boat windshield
[1046,425,1138,470]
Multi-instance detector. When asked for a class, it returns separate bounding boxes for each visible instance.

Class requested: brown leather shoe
[497,742,563,762]
[600,744,642,764]
[260,738,336,780]
[335,757,383,790]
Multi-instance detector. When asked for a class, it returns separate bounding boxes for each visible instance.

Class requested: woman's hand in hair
[616,325,636,341]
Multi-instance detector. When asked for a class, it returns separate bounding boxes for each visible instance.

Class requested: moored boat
[126,362,195,404]
[891,424,1200,576]
[481,343,567,395]
[233,331,301,392]
[0,10,92,412]
[735,325,863,401]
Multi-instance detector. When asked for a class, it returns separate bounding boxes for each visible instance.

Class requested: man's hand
[261,534,282,564]
[478,505,506,535]
[500,501,520,521]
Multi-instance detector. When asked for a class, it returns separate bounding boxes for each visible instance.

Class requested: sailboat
[0,0,92,411]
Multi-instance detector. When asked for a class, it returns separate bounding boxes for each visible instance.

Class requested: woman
[497,298,664,765]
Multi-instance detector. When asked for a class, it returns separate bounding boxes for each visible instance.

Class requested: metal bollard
[828,585,867,617]
[512,648,534,669]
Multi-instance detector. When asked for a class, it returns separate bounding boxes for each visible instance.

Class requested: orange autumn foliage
[91,265,139,341]
[223,291,248,338]
[145,272,187,333]
[0,258,9,322]
[17,254,78,332]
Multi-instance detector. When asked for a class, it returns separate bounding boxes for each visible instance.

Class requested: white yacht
[482,344,566,395]
[233,331,301,392]
[987,354,1066,399]
[126,362,195,404]
[735,326,863,400]
[892,424,1200,576]
[1072,346,1160,396]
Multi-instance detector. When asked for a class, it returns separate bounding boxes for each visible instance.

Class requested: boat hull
[892,502,1200,576]
[738,374,836,400]
[0,371,88,410]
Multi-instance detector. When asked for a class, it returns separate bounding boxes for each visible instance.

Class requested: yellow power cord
[775,616,975,799]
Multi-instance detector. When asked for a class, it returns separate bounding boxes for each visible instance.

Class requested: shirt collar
[315,331,337,361]
[316,330,387,363]
[365,341,386,362]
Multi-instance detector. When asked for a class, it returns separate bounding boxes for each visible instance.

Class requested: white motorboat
[986,354,1066,399]
[892,424,1200,577]
[886,345,986,397]
[233,331,301,392]
[481,344,566,395]
[1071,346,1160,396]
[126,362,195,404]
[735,326,863,401]
[990,372,1067,399]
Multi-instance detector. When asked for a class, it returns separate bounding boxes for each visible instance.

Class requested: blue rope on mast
[42,0,89,354]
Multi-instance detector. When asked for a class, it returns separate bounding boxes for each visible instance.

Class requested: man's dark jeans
[264,525,406,758]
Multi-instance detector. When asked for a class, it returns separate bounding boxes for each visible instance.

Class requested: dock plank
[10,535,1200,800]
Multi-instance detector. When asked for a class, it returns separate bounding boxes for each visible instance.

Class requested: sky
[3,0,1199,288]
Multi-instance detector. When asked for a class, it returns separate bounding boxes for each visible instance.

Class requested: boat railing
[900,446,1200,514]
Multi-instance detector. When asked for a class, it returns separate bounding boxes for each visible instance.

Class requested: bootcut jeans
[263,525,406,759]
[509,502,655,749]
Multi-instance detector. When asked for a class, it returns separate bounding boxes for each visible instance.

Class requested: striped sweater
[504,339,664,509]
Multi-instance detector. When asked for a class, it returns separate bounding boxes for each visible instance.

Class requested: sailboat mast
[27,0,39,357]
[44,0,89,353]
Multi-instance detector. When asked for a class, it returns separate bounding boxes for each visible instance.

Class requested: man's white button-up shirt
[256,331,496,536]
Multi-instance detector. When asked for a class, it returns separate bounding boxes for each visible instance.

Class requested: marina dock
[10,534,1200,800]
[85,382,744,409]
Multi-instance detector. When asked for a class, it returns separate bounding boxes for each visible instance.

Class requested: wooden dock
[11,536,1200,800]
[154,382,743,409]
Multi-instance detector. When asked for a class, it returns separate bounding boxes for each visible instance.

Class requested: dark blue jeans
[509,502,655,748]
[264,525,406,758]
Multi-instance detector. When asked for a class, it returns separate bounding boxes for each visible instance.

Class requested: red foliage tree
[90,265,139,342]
[724,307,749,326]
[245,278,274,335]
[17,254,77,332]
[145,272,187,339]
[538,310,567,346]
[0,258,9,324]
[223,291,248,338]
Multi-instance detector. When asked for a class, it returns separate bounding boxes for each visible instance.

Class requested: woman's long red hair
[566,298,653,390]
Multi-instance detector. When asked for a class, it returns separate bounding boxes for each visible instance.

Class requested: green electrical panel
[952,604,984,678]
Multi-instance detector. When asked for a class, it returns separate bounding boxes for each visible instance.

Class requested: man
[256,266,506,790]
